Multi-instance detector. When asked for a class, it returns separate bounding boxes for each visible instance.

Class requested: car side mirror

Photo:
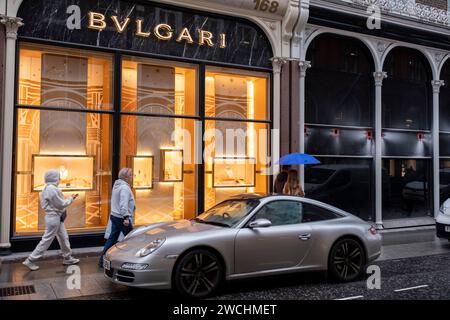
[249,218,272,229]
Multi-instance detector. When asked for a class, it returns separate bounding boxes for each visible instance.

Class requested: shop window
[14,109,112,234]
[204,120,270,210]
[382,159,432,219]
[382,47,431,130]
[304,158,374,221]
[205,68,269,121]
[439,60,450,132]
[121,56,197,116]
[120,115,197,225]
[204,67,270,210]
[305,34,373,127]
[440,160,450,205]
[18,43,113,110]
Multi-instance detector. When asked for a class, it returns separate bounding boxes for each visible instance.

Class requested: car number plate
[103,258,111,270]
[445,226,450,233]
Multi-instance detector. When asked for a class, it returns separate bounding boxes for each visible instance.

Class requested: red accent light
[366,130,373,140]
[417,132,424,141]
[332,128,340,137]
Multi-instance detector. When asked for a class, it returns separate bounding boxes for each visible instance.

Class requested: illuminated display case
[32,155,95,192]
[213,157,256,188]
[129,156,154,189]
[160,149,184,182]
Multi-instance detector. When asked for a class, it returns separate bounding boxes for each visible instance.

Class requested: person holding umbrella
[283,169,305,197]
[277,153,320,197]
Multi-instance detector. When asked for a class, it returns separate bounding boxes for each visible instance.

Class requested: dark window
[305,34,374,127]
[382,47,431,130]
[382,159,432,219]
[440,160,450,205]
[252,201,302,226]
[302,203,342,223]
[305,158,374,221]
[440,60,450,132]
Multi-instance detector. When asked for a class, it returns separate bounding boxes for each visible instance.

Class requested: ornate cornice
[299,60,311,77]
[432,80,445,93]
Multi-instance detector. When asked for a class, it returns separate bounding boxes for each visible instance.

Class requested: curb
[0,246,103,264]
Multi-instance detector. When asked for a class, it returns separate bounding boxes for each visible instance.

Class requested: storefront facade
[0,0,302,253]
[293,0,450,229]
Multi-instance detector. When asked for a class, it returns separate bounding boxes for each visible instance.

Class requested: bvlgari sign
[17,0,273,68]
[87,12,227,49]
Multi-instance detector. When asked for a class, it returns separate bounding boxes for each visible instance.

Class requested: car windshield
[305,168,335,184]
[195,199,260,228]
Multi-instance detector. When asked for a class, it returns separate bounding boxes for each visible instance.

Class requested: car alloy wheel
[329,238,365,282]
[174,249,223,298]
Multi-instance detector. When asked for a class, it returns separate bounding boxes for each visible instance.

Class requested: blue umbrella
[277,153,320,165]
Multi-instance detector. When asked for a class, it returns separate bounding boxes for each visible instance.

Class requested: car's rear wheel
[173,249,223,299]
[328,238,365,282]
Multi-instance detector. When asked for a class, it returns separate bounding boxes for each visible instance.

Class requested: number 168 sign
[253,0,280,13]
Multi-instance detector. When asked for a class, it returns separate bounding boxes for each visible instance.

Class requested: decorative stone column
[432,80,444,218]
[271,57,287,179]
[298,60,311,188]
[0,16,23,255]
[373,71,387,229]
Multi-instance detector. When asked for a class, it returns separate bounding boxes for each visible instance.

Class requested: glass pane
[304,157,374,221]
[18,43,113,110]
[382,48,431,130]
[439,62,450,132]
[204,120,270,210]
[305,34,373,127]
[253,201,302,226]
[15,109,112,234]
[305,127,374,156]
[440,160,450,206]
[382,159,432,219]
[120,115,197,225]
[382,131,432,157]
[440,133,450,157]
[205,68,269,120]
[121,56,197,116]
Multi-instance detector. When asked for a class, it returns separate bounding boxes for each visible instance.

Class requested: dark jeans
[99,215,133,265]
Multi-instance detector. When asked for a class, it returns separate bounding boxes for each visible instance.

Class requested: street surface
[1,228,449,300]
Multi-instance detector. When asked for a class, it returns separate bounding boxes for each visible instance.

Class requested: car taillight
[369,226,377,235]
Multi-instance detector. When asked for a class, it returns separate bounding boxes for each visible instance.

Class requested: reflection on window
[382,159,432,219]
[440,160,450,205]
[253,201,302,226]
[305,158,374,221]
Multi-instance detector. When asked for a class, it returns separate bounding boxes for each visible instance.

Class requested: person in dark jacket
[274,165,291,194]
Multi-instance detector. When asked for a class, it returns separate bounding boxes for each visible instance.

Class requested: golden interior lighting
[213,157,256,188]
[131,156,154,189]
[32,155,95,192]
[160,149,184,182]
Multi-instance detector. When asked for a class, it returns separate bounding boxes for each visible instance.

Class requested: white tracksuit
[28,169,74,261]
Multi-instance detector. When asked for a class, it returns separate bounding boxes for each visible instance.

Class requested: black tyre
[328,238,365,282]
[173,249,223,299]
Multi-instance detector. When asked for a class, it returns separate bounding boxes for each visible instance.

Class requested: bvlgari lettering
[87,11,227,48]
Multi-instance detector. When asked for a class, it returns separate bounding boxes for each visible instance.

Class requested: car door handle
[299,233,311,241]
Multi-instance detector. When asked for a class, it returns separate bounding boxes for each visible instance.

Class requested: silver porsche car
[103,194,381,298]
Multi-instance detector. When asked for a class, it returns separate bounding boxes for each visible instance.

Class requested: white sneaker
[63,257,80,265]
[22,259,39,271]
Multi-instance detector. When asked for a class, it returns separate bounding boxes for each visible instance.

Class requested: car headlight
[121,262,149,270]
[136,238,165,257]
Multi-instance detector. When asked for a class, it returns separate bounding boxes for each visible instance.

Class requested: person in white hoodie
[99,168,135,267]
[23,169,80,271]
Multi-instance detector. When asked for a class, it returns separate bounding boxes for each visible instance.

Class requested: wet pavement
[0,227,449,300]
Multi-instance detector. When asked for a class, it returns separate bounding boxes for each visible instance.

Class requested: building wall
[417,0,448,10]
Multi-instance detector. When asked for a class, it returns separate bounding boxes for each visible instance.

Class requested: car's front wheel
[328,238,365,282]
[173,249,223,299]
